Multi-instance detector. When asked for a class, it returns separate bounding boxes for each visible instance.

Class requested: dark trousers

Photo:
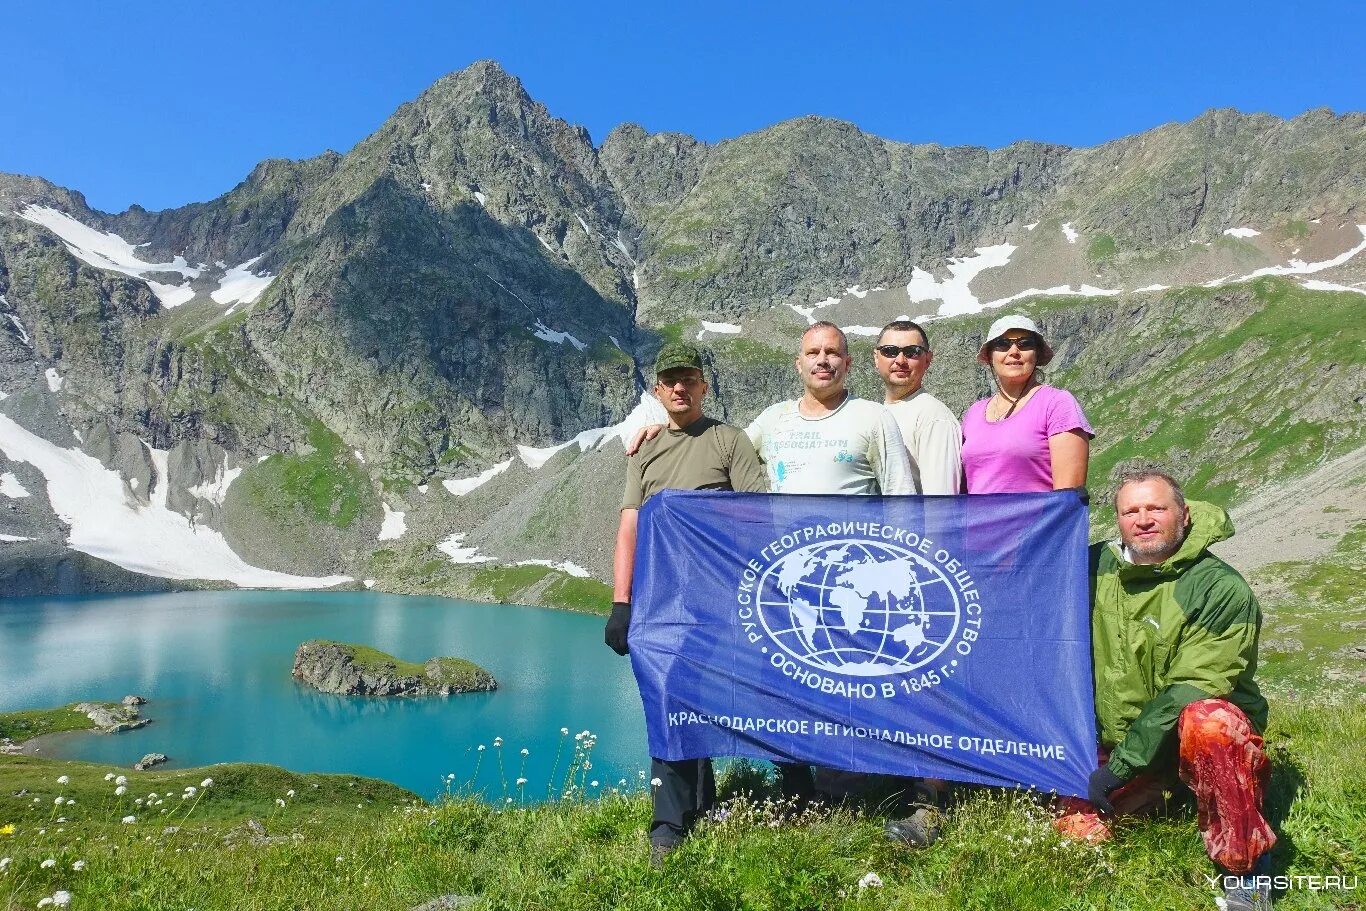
[650,757,715,847]
[776,761,816,799]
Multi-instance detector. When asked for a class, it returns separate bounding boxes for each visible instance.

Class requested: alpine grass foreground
[0,699,1360,910]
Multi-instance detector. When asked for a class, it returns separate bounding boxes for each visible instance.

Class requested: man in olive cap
[605,342,768,862]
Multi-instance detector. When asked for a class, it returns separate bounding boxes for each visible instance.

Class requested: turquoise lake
[0,591,648,800]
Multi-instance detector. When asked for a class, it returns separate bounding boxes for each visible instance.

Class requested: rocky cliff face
[1,60,1363,602]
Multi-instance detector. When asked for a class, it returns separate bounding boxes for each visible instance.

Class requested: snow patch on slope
[906,243,1017,316]
[443,459,512,495]
[377,503,407,541]
[982,283,1121,310]
[186,463,241,506]
[517,393,668,470]
[1301,279,1366,297]
[0,415,349,588]
[697,320,741,341]
[4,313,30,346]
[211,255,274,309]
[1224,227,1261,239]
[1222,225,1366,284]
[1061,223,1080,244]
[437,532,494,564]
[19,205,199,307]
[0,471,31,498]
[531,320,588,351]
[514,559,592,578]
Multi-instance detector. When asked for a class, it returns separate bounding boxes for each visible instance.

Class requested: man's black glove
[1087,765,1126,815]
[604,601,631,656]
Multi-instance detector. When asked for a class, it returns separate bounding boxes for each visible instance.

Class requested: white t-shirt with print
[745,395,912,496]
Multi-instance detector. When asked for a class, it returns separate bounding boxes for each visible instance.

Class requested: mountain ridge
[0,59,1363,603]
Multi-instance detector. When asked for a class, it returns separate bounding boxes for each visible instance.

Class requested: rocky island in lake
[292,641,497,697]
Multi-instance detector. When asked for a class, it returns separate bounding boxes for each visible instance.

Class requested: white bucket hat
[977,314,1055,367]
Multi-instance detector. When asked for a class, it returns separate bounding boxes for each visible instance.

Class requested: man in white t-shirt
[873,319,962,495]
[745,320,912,803]
[746,322,912,496]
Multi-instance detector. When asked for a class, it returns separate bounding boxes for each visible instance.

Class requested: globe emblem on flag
[755,539,961,677]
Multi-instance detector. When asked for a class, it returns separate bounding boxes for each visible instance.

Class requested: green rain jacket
[1090,500,1268,780]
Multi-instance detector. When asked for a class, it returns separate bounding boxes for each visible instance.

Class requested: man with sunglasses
[873,320,962,496]
[605,342,768,864]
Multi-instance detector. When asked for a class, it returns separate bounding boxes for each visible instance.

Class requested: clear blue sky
[4,0,1363,213]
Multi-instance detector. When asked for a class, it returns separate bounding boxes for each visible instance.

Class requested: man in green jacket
[1058,469,1276,909]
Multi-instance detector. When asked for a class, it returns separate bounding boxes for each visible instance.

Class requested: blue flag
[629,490,1096,797]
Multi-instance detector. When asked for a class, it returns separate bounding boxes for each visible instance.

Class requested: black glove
[1087,765,1126,815]
[604,601,631,656]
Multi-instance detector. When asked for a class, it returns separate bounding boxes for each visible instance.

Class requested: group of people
[603,315,1275,910]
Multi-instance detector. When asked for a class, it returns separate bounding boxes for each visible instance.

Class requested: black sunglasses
[875,344,928,360]
[988,335,1040,353]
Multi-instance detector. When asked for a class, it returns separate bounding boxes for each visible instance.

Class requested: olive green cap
[654,342,704,376]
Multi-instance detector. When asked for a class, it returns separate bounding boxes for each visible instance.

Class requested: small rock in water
[122,695,148,707]
[73,702,148,734]
[134,753,168,771]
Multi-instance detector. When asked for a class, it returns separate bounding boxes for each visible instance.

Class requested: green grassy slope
[1,694,1360,910]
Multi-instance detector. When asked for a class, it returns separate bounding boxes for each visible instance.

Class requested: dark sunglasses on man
[875,344,928,360]
[988,335,1040,353]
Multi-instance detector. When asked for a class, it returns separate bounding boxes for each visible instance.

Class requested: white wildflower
[56,817,66,824]
[135,799,144,806]
[37,898,52,908]
[53,796,64,806]
[200,778,213,788]
[560,727,569,735]
[520,748,529,756]
[64,799,74,807]
[122,815,137,823]
[285,790,295,798]
[52,890,71,907]
[275,798,286,808]
[477,745,485,752]
[0,857,10,871]
[493,737,503,747]
[114,776,127,786]
[858,872,884,890]
[591,780,599,787]
[56,776,69,785]
[650,777,663,787]
[115,786,127,796]
[515,778,527,786]
[41,858,56,868]
[72,860,86,871]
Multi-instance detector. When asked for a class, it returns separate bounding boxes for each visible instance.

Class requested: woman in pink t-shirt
[961,315,1093,493]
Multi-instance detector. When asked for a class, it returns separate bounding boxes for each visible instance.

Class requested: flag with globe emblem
[629,489,1095,796]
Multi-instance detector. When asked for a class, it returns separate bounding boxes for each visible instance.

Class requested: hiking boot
[884,807,940,848]
[1054,798,1112,845]
[1219,875,1272,910]
[649,841,676,870]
